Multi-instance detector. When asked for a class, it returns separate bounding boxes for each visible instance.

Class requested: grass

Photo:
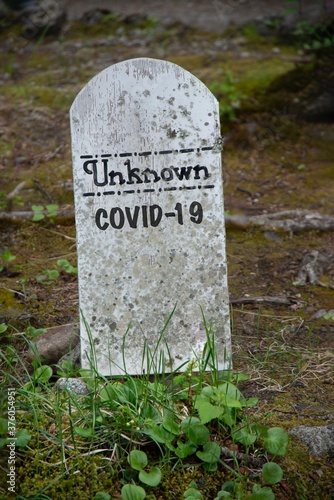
[0,311,296,500]
[0,307,333,499]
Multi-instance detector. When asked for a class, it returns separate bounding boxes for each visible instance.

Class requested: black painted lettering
[160,168,174,181]
[95,208,109,230]
[172,166,193,180]
[110,208,125,229]
[175,203,184,225]
[83,158,97,175]
[189,201,203,224]
[109,170,126,185]
[91,159,109,186]
[125,206,140,228]
[83,158,110,186]
[125,159,143,184]
[142,206,148,227]
[142,168,161,183]
[193,165,210,179]
[150,204,163,227]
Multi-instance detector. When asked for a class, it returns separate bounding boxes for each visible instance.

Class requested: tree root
[229,295,302,306]
[225,210,334,232]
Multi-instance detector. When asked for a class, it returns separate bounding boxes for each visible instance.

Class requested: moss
[237,58,295,95]
[2,84,74,110]
[280,441,334,499]
[0,288,27,325]
[144,467,228,499]
[167,54,210,71]
[17,453,120,498]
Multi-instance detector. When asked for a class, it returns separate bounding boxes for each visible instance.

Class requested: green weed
[57,259,78,275]
[0,249,16,272]
[293,20,334,51]
[209,71,245,121]
[324,310,334,321]
[35,259,77,285]
[36,268,60,285]
[31,204,58,222]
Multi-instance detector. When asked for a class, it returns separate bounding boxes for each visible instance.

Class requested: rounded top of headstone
[71,57,217,107]
[70,57,220,154]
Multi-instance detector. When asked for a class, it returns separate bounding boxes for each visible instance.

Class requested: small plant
[36,268,60,284]
[95,493,111,500]
[35,260,77,285]
[23,364,53,393]
[0,417,32,449]
[210,71,245,121]
[293,20,334,51]
[57,259,78,275]
[128,449,162,487]
[19,278,37,300]
[56,360,78,378]
[25,325,47,340]
[31,204,58,221]
[0,249,16,272]
[215,476,281,499]
[0,323,8,336]
[183,481,203,499]
[324,310,334,321]
[121,484,146,500]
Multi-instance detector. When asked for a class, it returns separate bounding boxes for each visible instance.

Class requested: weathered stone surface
[54,377,89,395]
[26,324,79,364]
[290,425,334,457]
[71,57,231,375]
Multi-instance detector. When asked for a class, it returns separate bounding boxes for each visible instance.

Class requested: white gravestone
[70,58,231,375]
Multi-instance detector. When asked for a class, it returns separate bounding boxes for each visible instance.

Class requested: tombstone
[70,58,231,376]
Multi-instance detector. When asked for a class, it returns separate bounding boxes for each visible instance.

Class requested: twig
[236,186,256,199]
[7,181,26,200]
[33,178,54,203]
[0,210,74,220]
[230,295,301,306]
[38,226,76,241]
[44,145,63,162]
[0,286,26,298]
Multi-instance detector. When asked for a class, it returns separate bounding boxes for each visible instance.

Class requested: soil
[67,0,330,30]
[0,2,333,498]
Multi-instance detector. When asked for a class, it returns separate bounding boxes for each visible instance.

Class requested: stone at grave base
[290,425,334,457]
[54,377,88,395]
[57,342,81,369]
[26,324,79,365]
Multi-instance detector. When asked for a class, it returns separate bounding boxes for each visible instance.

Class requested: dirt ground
[0,2,334,498]
[67,0,331,29]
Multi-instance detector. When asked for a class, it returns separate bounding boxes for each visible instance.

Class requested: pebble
[54,377,89,395]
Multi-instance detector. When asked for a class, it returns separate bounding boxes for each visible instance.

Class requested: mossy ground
[0,10,333,500]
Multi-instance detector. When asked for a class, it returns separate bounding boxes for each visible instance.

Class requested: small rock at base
[290,425,334,457]
[26,324,79,365]
[54,377,88,395]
